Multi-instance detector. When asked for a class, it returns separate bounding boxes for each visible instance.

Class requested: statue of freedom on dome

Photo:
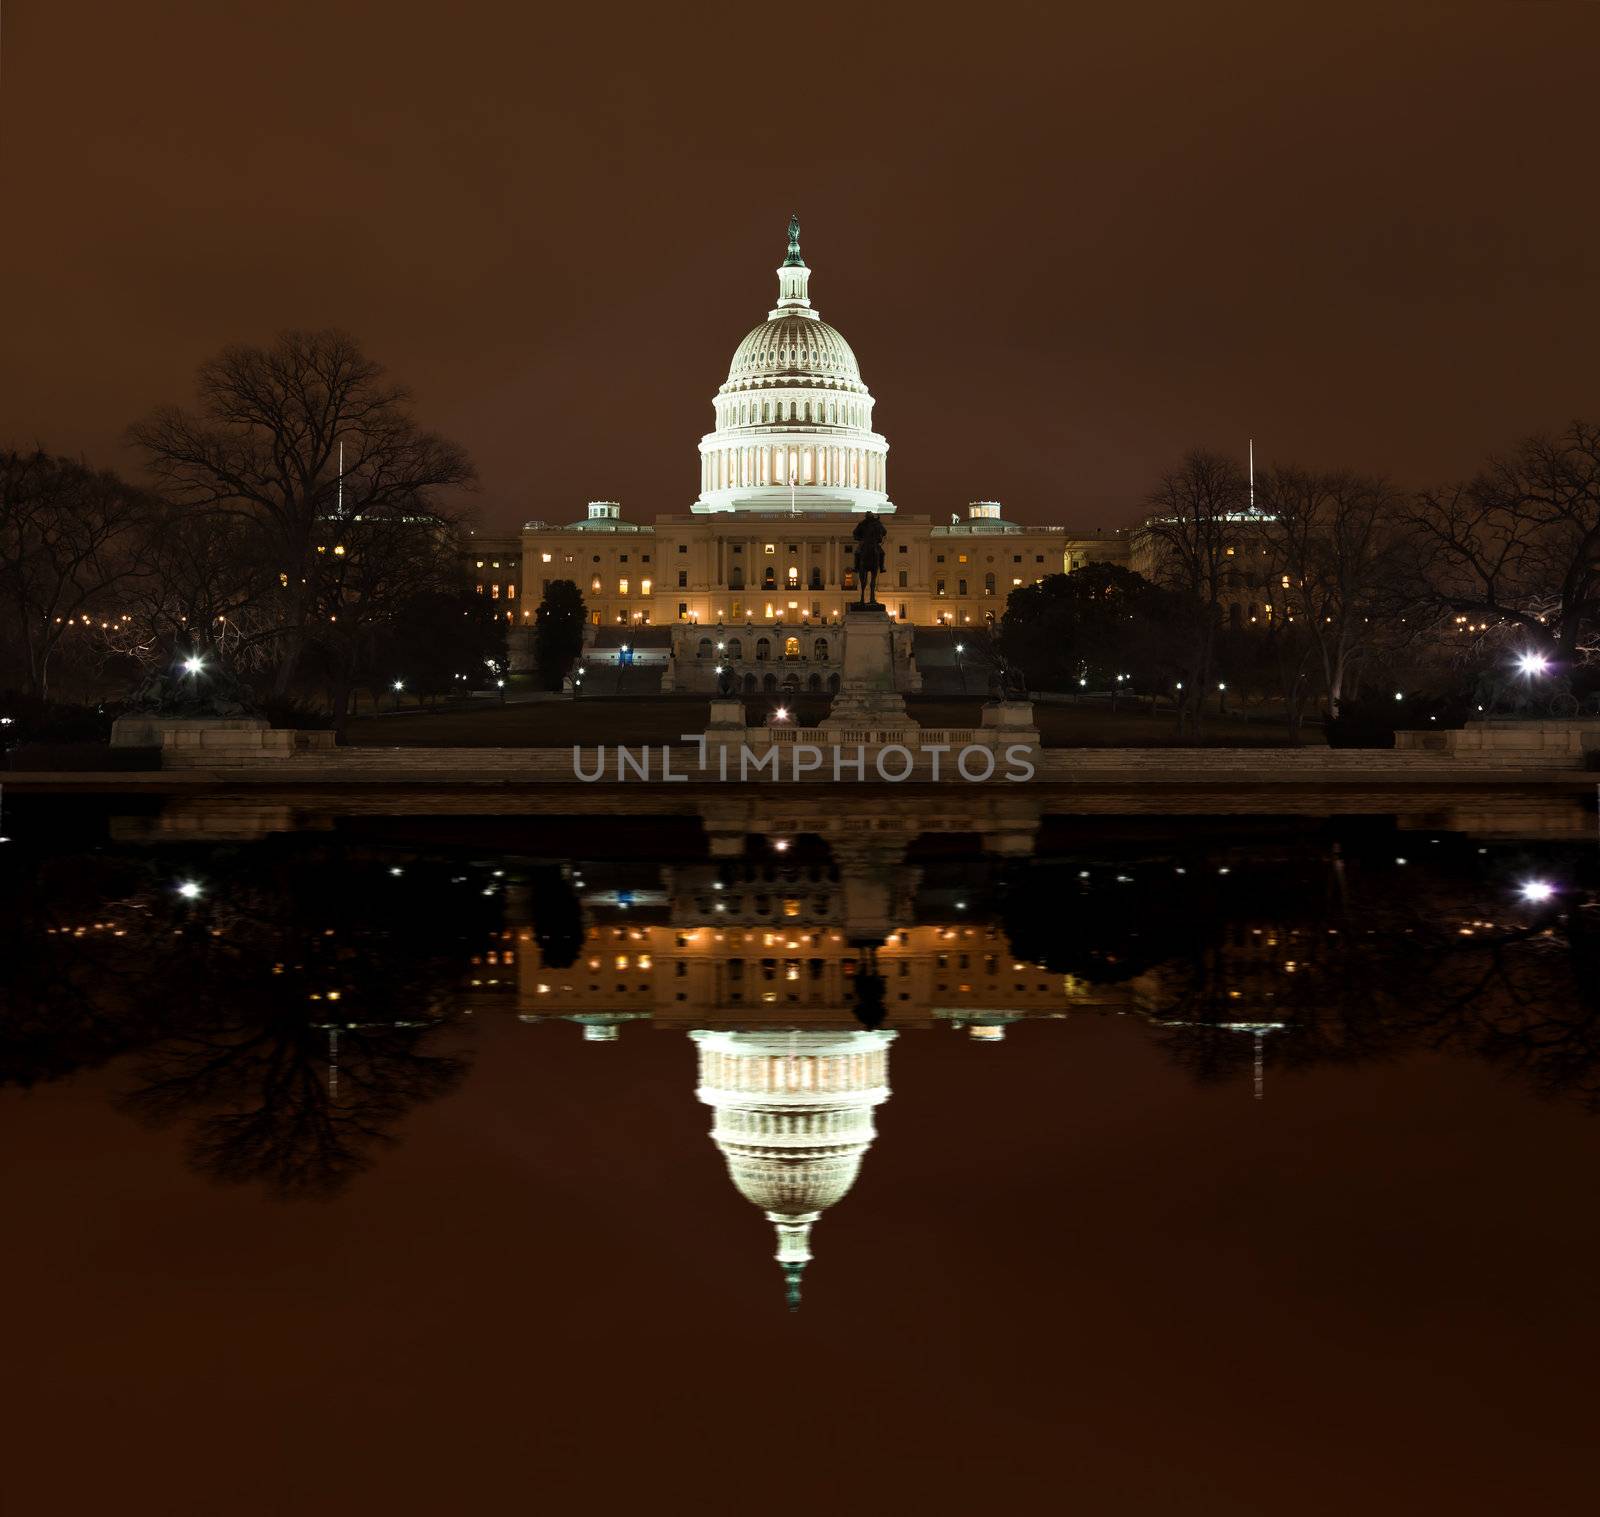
[851,513,887,606]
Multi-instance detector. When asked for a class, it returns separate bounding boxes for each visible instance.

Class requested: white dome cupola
[693,217,892,516]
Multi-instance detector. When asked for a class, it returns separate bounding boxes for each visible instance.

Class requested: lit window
[618,579,629,595]
[541,552,552,563]
[641,579,651,595]
[764,543,775,554]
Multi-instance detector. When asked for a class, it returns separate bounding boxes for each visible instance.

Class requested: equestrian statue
[851,513,887,606]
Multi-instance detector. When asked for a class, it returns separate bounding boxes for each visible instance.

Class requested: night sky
[4,1,1599,531]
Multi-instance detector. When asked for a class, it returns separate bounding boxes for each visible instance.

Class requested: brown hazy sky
[3,1,1600,532]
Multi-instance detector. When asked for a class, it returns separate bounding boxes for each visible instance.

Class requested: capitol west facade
[467,219,1128,684]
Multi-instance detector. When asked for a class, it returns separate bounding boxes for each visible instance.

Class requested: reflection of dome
[692,1028,895,1308]
[693,216,891,517]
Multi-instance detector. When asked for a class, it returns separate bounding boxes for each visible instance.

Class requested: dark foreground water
[2,793,1598,1514]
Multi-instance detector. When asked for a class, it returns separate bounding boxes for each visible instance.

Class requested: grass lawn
[342,694,1323,748]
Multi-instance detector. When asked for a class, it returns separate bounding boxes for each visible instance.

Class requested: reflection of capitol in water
[692,1029,893,1308]
[475,808,1315,1302]
[67,794,1600,1298]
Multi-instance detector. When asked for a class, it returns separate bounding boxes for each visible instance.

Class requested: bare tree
[1131,449,1249,737]
[1408,422,1600,664]
[129,330,475,693]
[95,500,276,675]
[0,449,155,697]
[1257,466,1408,716]
[303,511,469,728]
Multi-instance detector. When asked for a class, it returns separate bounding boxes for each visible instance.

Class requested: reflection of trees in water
[123,1013,463,1198]
[1001,843,1600,1112]
[0,850,194,1087]
[1,839,495,1195]
[527,864,584,969]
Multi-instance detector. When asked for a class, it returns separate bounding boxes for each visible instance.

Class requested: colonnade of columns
[701,442,885,494]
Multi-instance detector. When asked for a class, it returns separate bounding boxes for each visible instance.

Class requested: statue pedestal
[821,605,917,733]
[108,715,336,767]
[980,700,1040,746]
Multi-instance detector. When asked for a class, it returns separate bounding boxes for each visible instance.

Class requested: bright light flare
[182,657,205,676]
[1519,880,1556,904]
[773,706,789,721]
[176,880,202,900]
[1517,652,1550,677]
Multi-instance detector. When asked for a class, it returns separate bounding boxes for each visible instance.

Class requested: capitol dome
[693,216,891,517]
[726,314,863,390]
[692,1028,895,1309]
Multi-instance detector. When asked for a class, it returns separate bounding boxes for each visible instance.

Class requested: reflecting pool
[2,793,1598,1513]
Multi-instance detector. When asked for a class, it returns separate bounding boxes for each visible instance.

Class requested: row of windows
[696,636,832,661]
[721,398,868,427]
[936,552,1047,565]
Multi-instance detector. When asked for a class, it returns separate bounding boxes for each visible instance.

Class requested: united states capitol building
[466,218,1130,689]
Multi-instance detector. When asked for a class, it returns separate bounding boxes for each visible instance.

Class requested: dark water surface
[3,794,1598,1515]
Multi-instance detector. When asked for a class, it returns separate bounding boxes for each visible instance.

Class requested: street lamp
[182,656,205,676]
[1517,652,1550,677]
[176,879,203,900]
[1519,879,1556,904]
